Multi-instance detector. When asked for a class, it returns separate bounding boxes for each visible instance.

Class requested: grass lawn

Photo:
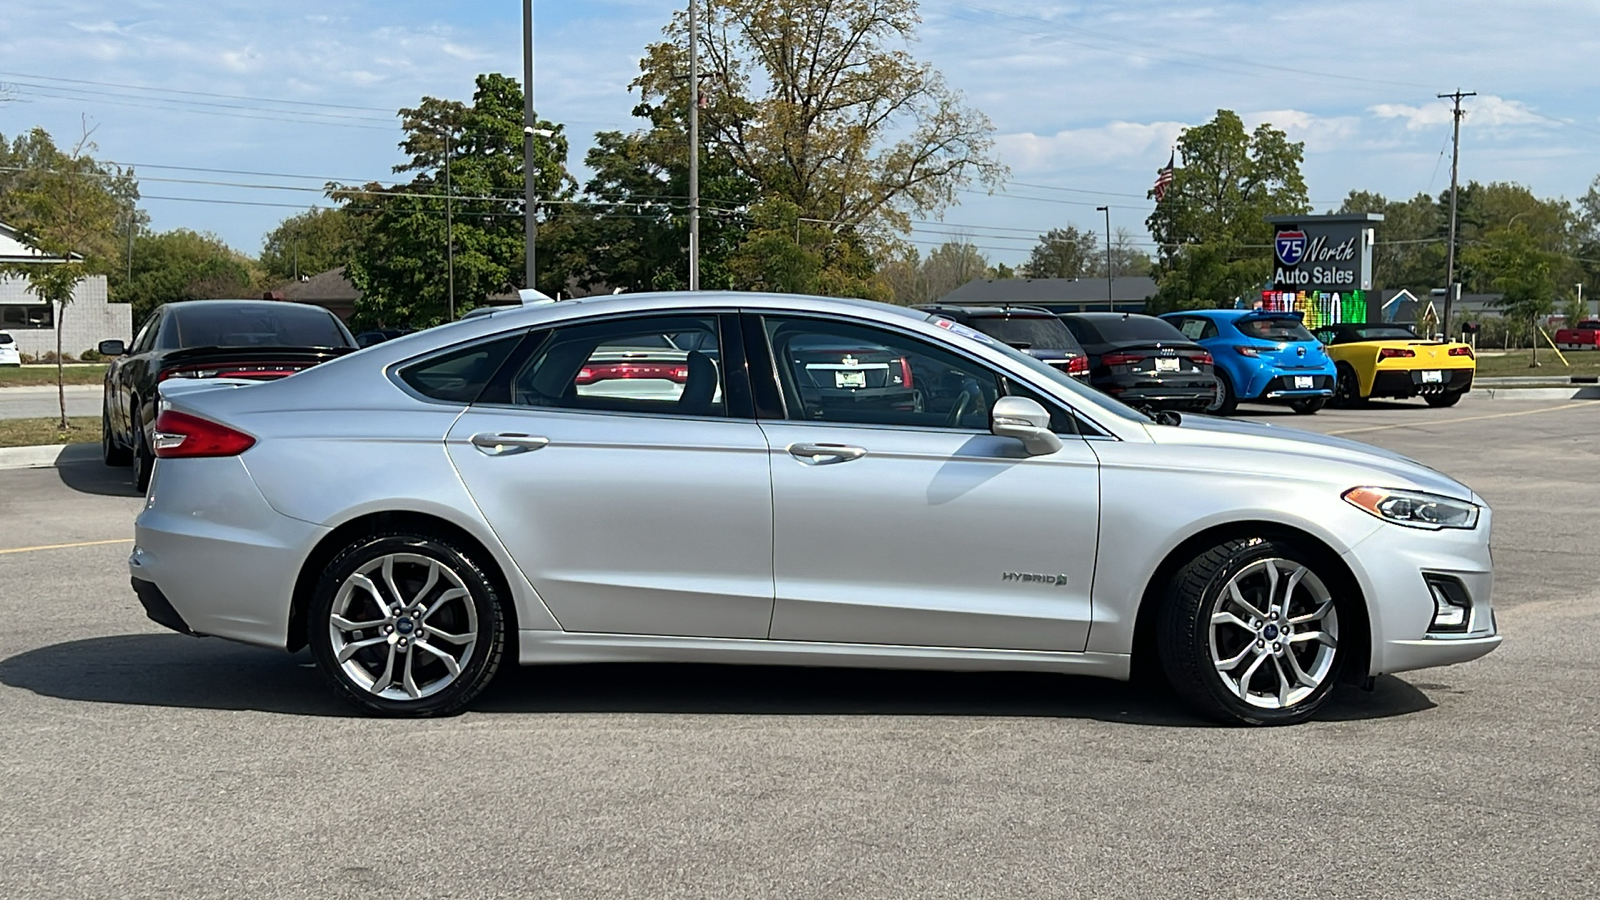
[1473,348,1600,379]
[0,365,108,387]
[0,417,99,448]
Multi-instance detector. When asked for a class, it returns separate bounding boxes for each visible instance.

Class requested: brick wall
[0,275,132,358]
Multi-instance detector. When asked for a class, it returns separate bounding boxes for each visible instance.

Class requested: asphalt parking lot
[1,398,1596,899]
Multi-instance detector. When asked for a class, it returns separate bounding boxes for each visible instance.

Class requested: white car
[128,292,1500,724]
[0,331,20,366]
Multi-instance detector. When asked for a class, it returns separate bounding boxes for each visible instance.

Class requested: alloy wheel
[1207,557,1339,710]
[328,552,479,701]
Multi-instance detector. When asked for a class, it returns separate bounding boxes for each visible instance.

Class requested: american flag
[1153,151,1175,202]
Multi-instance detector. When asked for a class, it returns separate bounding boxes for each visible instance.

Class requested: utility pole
[523,0,537,292]
[1096,206,1112,305]
[1439,89,1475,336]
[445,126,455,321]
[688,0,701,290]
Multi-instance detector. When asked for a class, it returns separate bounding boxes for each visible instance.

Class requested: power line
[4,85,395,132]
[0,70,396,112]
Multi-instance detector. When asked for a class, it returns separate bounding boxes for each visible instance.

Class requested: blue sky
[2,0,1597,268]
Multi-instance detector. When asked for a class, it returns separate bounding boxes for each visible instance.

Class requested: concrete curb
[0,443,100,470]
[1472,386,1600,402]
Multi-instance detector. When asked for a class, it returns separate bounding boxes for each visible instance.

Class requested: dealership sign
[1265,213,1382,292]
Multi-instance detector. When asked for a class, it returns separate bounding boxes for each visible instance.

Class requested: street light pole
[445,126,455,321]
[688,0,701,290]
[523,0,537,292]
[1439,89,1475,335]
[1096,206,1112,305]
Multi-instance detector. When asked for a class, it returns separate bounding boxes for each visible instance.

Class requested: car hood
[1143,414,1478,502]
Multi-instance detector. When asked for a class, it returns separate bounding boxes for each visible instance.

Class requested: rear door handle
[469,432,550,456]
[786,442,867,465]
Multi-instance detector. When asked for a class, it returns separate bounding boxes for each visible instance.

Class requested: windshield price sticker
[933,319,995,345]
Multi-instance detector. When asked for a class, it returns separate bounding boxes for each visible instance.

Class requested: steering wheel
[945,381,984,427]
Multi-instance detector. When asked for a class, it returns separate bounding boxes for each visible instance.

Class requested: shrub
[79,348,104,363]
[35,350,77,364]
[19,352,37,364]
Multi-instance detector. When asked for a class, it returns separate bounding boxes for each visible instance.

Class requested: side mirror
[98,339,126,357]
[991,396,1063,456]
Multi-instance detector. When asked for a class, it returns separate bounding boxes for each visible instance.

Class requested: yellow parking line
[0,538,134,556]
[1327,402,1594,436]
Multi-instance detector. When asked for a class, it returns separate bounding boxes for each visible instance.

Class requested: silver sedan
[127,292,1500,724]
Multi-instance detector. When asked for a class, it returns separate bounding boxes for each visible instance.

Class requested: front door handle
[787,442,867,465]
[469,432,550,456]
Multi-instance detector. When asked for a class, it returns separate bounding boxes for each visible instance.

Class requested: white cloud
[1370,95,1548,131]
[997,121,1186,173]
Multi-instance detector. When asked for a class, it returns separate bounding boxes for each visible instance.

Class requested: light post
[688,0,701,290]
[1096,206,1112,305]
[523,0,536,292]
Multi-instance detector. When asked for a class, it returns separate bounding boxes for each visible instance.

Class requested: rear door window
[505,315,726,417]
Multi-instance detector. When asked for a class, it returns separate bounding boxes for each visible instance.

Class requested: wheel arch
[1129,520,1371,686]
[286,510,522,653]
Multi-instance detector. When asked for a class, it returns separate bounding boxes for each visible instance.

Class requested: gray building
[936,276,1157,313]
[0,221,132,358]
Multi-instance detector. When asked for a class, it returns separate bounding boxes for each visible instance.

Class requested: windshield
[1353,326,1420,341]
[970,316,1080,351]
[927,315,1148,425]
[165,304,354,350]
[1238,317,1314,342]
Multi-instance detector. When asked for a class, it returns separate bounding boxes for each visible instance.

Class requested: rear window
[1073,315,1188,344]
[1238,317,1314,342]
[968,316,1081,352]
[164,304,354,349]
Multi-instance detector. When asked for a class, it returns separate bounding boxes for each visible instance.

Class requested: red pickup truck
[1555,320,1600,350]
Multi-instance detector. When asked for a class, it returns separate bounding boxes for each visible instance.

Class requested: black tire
[1156,537,1350,726]
[1333,364,1365,407]
[131,406,154,492]
[1204,370,1238,415]
[308,532,505,717]
[1424,391,1463,408]
[1289,397,1327,415]
[102,400,131,466]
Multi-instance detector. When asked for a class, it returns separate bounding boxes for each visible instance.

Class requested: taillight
[1233,345,1260,357]
[159,365,306,381]
[1449,346,1474,358]
[1195,352,1214,366]
[1101,352,1143,367]
[151,410,256,459]
[1068,356,1089,375]
[574,363,689,384]
[1379,347,1416,359]
[898,357,914,389]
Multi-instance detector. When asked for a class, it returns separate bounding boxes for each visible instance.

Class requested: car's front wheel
[1157,537,1349,725]
[308,532,505,716]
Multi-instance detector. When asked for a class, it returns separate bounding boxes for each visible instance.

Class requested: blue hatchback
[1160,310,1336,415]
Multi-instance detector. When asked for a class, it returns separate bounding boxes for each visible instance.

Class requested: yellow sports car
[1309,323,1476,407]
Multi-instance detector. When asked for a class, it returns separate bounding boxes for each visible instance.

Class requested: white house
[0,221,131,358]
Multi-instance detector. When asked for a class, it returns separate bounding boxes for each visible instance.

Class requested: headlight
[1342,487,1480,530]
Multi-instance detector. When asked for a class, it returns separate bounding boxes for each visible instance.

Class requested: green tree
[919,239,990,300]
[1338,190,1446,292]
[635,0,1004,237]
[1145,110,1309,312]
[0,128,129,429]
[1024,226,1096,279]
[333,73,572,327]
[725,196,886,299]
[120,229,256,322]
[260,207,361,283]
[1464,224,1561,365]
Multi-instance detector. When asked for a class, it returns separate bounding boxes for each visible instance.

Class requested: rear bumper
[1096,376,1218,409]
[1371,368,1474,397]
[131,576,200,636]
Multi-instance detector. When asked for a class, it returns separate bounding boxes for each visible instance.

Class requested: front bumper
[1342,506,1500,676]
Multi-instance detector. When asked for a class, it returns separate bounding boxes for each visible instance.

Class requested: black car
[1061,312,1219,411]
[917,304,1090,380]
[99,300,357,490]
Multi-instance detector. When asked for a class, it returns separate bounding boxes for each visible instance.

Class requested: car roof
[917,304,1058,318]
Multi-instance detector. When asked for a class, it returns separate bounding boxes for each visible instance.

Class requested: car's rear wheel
[102,401,131,466]
[1424,391,1463,408]
[1204,371,1238,415]
[131,406,154,491]
[1157,537,1349,725]
[1289,397,1326,414]
[1333,364,1365,406]
[308,532,505,717]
